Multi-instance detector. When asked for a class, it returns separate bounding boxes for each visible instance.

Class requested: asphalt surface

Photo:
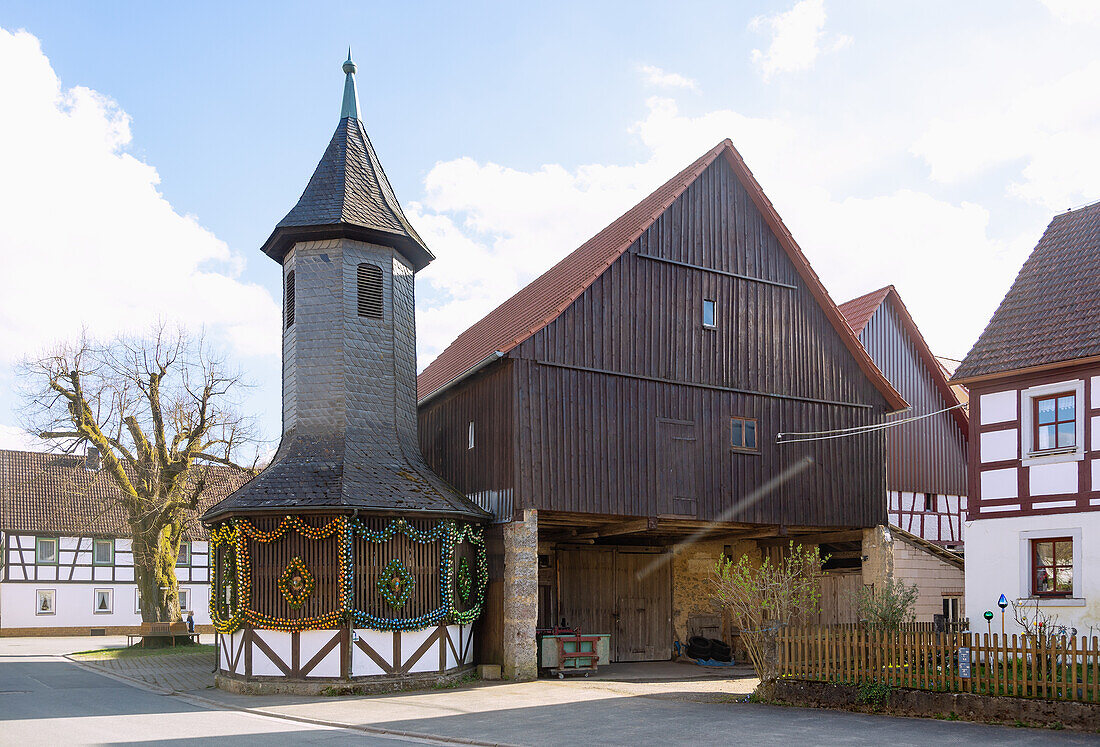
[0,637,1096,746]
[0,639,415,746]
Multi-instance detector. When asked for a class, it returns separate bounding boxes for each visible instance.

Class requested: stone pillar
[861,524,895,593]
[502,509,538,680]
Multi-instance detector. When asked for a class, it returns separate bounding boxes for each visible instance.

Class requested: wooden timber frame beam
[757,529,865,547]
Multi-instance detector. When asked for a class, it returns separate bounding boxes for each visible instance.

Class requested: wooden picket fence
[779,625,1100,703]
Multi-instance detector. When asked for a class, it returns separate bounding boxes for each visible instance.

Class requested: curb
[65,654,519,747]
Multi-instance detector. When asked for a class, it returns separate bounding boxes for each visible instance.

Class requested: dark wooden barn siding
[418,360,515,519]
[860,300,967,496]
[512,360,884,525]
[510,157,889,526]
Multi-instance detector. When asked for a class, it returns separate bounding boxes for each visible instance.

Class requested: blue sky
[1,1,1098,453]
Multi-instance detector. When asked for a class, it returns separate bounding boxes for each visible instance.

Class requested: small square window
[702,299,716,328]
[468,421,475,450]
[731,417,758,450]
[94,588,113,614]
[177,541,191,567]
[36,589,56,615]
[93,539,113,565]
[1032,537,1073,596]
[178,588,191,613]
[922,493,938,512]
[36,538,58,565]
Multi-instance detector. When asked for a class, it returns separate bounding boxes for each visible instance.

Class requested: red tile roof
[839,286,968,435]
[837,286,894,336]
[418,140,907,412]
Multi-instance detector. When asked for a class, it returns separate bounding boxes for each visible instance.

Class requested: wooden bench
[127,621,201,647]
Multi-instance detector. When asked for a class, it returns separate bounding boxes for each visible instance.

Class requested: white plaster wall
[0,583,211,629]
[352,629,392,676]
[220,630,246,674]
[980,468,1017,500]
[300,630,342,678]
[251,630,293,677]
[403,626,438,674]
[980,429,1018,463]
[1030,461,1079,496]
[965,513,1100,637]
[980,391,1017,424]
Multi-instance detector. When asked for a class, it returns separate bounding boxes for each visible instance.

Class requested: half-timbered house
[954,201,1100,635]
[417,140,909,676]
[839,286,969,551]
[0,448,245,635]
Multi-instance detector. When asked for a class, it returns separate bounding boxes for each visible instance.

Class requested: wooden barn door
[658,419,699,517]
[557,547,671,662]
[816,572,861,625]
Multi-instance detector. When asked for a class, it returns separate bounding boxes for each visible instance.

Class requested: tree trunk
[753,628,780,701]
[132,524,181,624]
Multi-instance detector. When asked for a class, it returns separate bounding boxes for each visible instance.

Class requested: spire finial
[341,48,360,119]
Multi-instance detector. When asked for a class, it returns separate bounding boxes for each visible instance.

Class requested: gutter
[417,351,505,407]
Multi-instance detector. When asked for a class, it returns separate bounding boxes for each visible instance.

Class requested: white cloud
[0,28,280,366]
[636,64,698,90]
[1040,0,1100,24]
[0,424,46,452]
[749,0,851,80]
[912,60,1100,210]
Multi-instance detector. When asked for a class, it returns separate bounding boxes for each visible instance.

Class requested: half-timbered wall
[509,157,889,526]
[888,491,965,547]
[859,298,968,496]
[0,533,211,632]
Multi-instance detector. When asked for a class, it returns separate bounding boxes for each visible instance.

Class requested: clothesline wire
[776,402,968,444]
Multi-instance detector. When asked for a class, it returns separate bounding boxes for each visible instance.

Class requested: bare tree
[21,324,260,626]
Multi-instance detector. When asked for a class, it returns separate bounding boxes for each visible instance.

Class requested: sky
[1,0,1098,452]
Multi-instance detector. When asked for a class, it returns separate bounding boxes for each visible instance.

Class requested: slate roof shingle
[418,139,907,412]
[0,449,249,539]
[953,201,1100,382]
[260,116,434,271]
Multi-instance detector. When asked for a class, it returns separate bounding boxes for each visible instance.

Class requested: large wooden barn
[417,140,909,677]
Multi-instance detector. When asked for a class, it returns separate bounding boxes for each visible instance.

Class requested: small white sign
[958,647,971,679]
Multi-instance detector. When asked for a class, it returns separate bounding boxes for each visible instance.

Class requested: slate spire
[258,54,433,271]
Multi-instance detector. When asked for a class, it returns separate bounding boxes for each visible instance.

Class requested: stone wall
[860,525,894,592]
[502,510,538,680]
[892,534,964,621]
[671,538,759,646]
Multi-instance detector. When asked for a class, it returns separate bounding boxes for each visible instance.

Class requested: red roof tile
[837,286,894,336]
[418,140,907,412]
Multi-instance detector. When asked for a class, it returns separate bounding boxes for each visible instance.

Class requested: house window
[93,539,113,565]
[36,589,55,615]
[467,421,475,450]
[942,597,960,622]
[177,541,191,567]
[178,588,191,613]
[36,537,58,565]
[357,263,384,319]
[1031,538,1073,596]
[135,589,142,614]
[922,493,938,512]
[731,417,757,450]
[1034,393,1075,451]
[94,588,113,614]
[284,270,295,329]
[702,299,716,329]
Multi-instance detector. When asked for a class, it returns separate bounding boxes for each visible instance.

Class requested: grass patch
[71,643,216,661]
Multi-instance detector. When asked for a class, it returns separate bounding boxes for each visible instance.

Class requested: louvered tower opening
[357,263,383,319]
[284,270,295,329]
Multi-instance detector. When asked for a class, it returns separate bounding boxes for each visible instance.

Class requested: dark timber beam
[757,529,865,547]
[598,518,659,538]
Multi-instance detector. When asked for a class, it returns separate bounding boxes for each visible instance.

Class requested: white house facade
[954,202,1100,637]
[0,448,245,635]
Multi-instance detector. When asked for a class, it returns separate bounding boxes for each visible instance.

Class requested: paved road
[0,640,416,746]
[0,638,1095,746]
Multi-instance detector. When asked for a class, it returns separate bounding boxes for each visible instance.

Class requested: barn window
[468,421,475,450]
[357,263,384,319]
[922,493,938,512]
[284,271,295,329]
[702,299,716,328]
[731,417,757,450]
